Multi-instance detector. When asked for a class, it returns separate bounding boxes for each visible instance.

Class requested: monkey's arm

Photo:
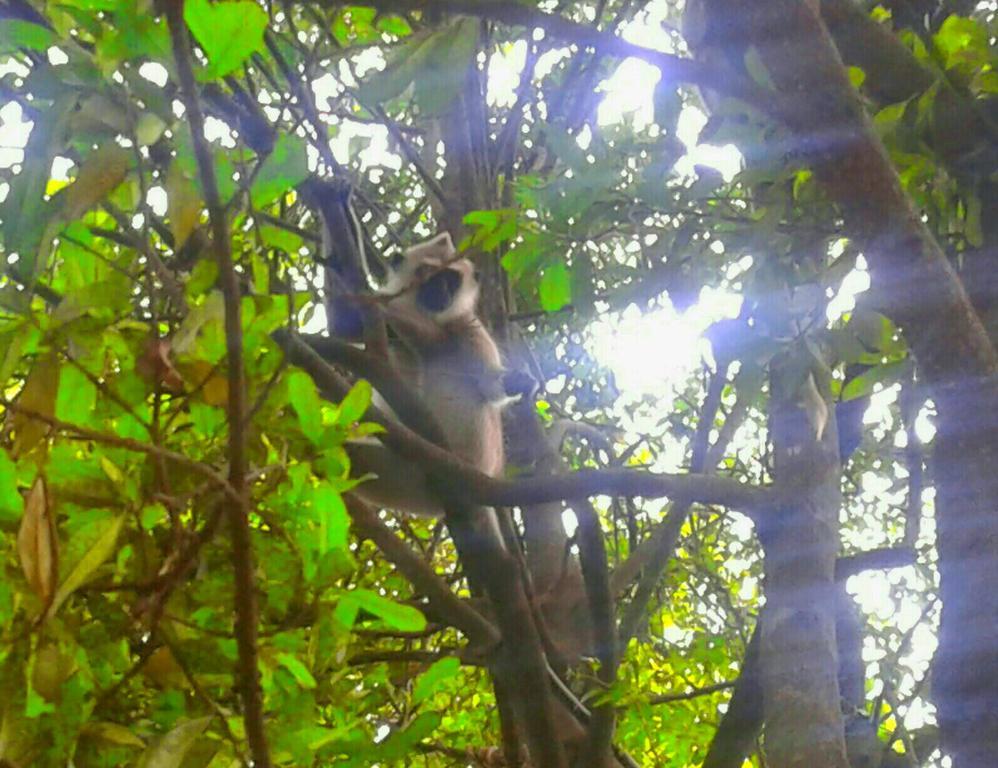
[380,301,449,351]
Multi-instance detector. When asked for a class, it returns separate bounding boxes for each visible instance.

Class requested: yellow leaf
[201,374,229,407]
[99,456,125,486]
[11,354,60,458]
[135,716,210,768]
[166,164,202,249]
[61,145,132,222]
[17,478,58,609]
[31,642,76,702]
[81,721,146,748]
[141,646,189,690]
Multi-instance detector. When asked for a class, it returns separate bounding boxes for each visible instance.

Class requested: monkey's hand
[501,369,538,401]
[470,368,536,405]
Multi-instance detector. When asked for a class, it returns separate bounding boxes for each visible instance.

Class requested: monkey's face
[385,232,480,322]
[413,259,479,321]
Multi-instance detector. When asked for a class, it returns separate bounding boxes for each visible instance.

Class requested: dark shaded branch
[702,625,762,768]
[574,497,616,766]
[649,680,737,706]
[835,546,916,581]
[616,362,729,646]
[278,331,773,511]
[348,500,499,648]
[166,5,271,766]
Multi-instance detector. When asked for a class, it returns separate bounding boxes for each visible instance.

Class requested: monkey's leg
[345,439,443,517]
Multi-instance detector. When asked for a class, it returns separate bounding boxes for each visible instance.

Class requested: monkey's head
[386,233,481,322]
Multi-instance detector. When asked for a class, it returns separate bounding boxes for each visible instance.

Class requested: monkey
[338,232,526,520]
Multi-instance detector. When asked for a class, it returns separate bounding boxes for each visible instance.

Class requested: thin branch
[320,0,784,117]
[347,648,462,666]
[835,546,916,581]
[348,500,500,648]
[166,5,271,767]
[649,680,737,705]
[615,363,730,647]
[573,497,616,767]
[0,401,238,502]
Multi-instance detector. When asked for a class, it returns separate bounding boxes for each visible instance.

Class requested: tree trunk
[693,2,998,763]
[760,353,849,768]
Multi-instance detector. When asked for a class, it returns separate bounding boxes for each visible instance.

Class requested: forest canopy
[0,1,996,767]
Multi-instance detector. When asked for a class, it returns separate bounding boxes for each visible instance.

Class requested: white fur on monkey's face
[385,232,480,322]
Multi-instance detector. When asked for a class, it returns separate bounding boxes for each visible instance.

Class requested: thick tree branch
[166,5,271,766]
[279,331,773,511]
[574,496,616,767]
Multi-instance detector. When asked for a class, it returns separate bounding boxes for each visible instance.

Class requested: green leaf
[841,360,907,402]
[847,66,866,89]
[312,481,350,558]
[140,503,168,531]
[259,224,304,254]
[501,233,545,280]
[933,15,988,71]
[411,657,460,706]
[0,20,57,53]
[337,379,371,426]
[250,133,309,209]
[186,259,219,298]
[81,722,146,749]
[184,0,268,80]
[344,589,426,632]
[277,652,318,689]
[849,310,898,353]
[55,365,98,426]
[539,262,572,312]
[49,515,125,617]
[360,17,478,115]
[0,451,22,522]
[288,369,324,444]
[135,716,212,768]
[464,208,517,251]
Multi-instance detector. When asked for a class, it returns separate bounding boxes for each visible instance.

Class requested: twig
[649,680,737,705]
[166,5,271,766]
[0,400,238,502]
[348,500,499,648]
[326,0,784,118]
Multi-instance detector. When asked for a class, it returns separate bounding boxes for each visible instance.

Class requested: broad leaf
[17,478,58,608]
[0,452,22,522]
[343,588,426,632]
[251,133,309,208]
[411,657,460,706]
[59,145,133,222]
[48,514,125,617]
[539,262,572,312]
[184,0,268,80]
[134,717,212,768]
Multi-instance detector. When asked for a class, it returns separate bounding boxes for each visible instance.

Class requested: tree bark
[759,352,849,768]
[693,2,998,764]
